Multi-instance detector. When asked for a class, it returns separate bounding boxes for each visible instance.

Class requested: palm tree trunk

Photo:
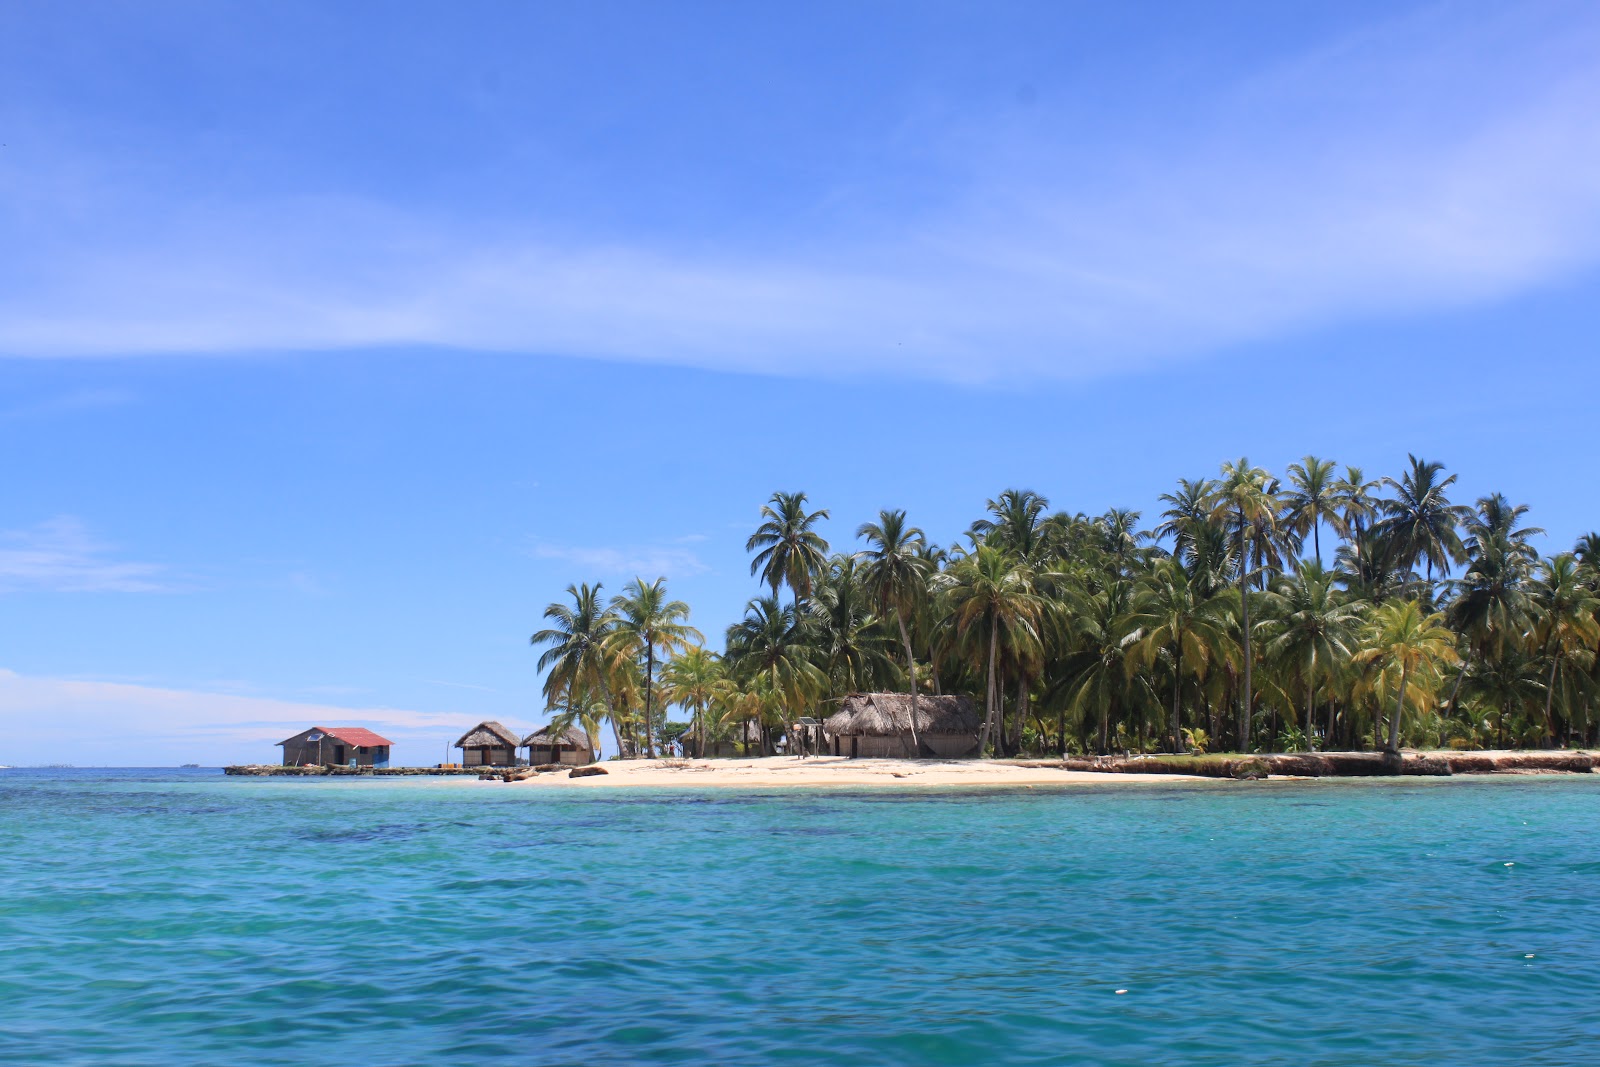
[1544,655,1561,748]
[1445,658,1469,722]
[1016,671,1028,756]
[1170,645,1182,753]
[644,645,657,758]
[1388,664,1410,755]
[1304,649,1316,751]
[896,611,923,757]
[1238,510,1254,752]
[1313,520,1321,569]
[978,622,999,756]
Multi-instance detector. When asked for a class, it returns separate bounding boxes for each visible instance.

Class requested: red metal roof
[278,726,394,748]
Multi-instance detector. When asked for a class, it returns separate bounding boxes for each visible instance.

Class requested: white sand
[498,755,1205,788]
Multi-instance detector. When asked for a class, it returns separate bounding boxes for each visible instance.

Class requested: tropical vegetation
[531,459,1600,757]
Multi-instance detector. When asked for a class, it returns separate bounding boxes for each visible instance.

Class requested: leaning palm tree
[856,509,933,753]
[1353,599,1460,755]
[1529,554,1600,745]
[1208,458,1279,751]
[937,545,1044,756]
[1284,456,1343,567]
[610,577,702,759]
[1261,562,1362,750]
[530,583,625,757]
[746,491,831,608]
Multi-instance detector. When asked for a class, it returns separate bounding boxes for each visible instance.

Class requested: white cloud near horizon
[4,4,1600,379]
[0,668,489,766]
[0,517,172,594]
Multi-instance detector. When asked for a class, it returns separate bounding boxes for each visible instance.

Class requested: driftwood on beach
[1014,751,1597,779]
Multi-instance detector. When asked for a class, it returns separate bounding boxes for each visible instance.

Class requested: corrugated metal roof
[278,726,394,748]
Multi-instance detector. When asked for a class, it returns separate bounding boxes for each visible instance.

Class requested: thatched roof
[454,721,522,749]
[822,693,980,737]
[523,724,592,750]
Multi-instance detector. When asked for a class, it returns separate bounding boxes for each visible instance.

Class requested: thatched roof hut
[454,721,521,767]
[523,724,595,766]
[822,693,981,758]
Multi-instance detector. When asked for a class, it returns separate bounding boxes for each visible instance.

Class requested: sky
[3,0,1599,765]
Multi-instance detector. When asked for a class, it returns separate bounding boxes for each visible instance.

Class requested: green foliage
[533,467,1600,758]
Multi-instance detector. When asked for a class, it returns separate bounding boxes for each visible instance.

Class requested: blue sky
[3,1,1599,765]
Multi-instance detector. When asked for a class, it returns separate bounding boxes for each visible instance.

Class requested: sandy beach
[495,755,1206,788]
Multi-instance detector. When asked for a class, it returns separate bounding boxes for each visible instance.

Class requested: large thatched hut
[523,724,595,766]
[454,721,522,767]
[278,726,393,768]
[822,693,980,758]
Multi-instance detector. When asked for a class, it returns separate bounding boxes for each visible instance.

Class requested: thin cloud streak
[0,517,173,594]
[530,541,709,579]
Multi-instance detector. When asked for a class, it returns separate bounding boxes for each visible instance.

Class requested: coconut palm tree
[1127,559,1231,751]
[530,582,626,757]
[659,646,724,757]
[724,595,827,754]
[1353,599,1460,755]
[610,577,702,759]
[1156,478,1215,561]
[1285,456,1343,567]
[1378,455,1469,581]
[1443,495,1543,717]
[855,509,933,753]
[936,545,1043,756]
[1529,554,1600,745]
[1333,466,1381,544]
[808,556,900,696]
[1208,458,1280,751]
[971,489,1054,563]
[1261,562,1362,750]
[746,491,831,608]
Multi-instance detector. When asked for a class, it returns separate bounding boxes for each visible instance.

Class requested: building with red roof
[278,726,394,768]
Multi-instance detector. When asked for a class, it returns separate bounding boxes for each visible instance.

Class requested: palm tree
[1378,455,1469,581]
[1443,494,1543,717]
[530,583,625,757]
[1127,559,1230,751]
[610,578,702,759]
[1156,478,1215,561]
[856,509,933,754]
[1353,599,1460,755]
[971,489,1054,563]
[659,646,724,757]
[746,491,831,608]
[1529,554,1600,745]
[1261,562,1362,750]
[936,545,1043,756]
[1208,458,1279,750]
[1285,456,1342,567]
[808,556,899,696]
[725,596,827,755]
[1333,466,1381,544]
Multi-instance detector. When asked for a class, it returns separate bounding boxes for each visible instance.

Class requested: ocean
[2,768,1597,1065]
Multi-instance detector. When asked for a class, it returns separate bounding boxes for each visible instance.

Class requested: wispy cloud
[529,540,709,578]
[0,517,172,593]
[2,5,1599,379]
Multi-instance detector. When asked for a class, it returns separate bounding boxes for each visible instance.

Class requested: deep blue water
[2,768,1599,1065]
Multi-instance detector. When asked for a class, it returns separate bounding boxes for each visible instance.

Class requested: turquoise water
[2,770,1599,1065]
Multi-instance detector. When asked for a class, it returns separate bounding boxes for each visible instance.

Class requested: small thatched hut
[523,724,595,766]
[454,721,522,767]
[822,693,980,758]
